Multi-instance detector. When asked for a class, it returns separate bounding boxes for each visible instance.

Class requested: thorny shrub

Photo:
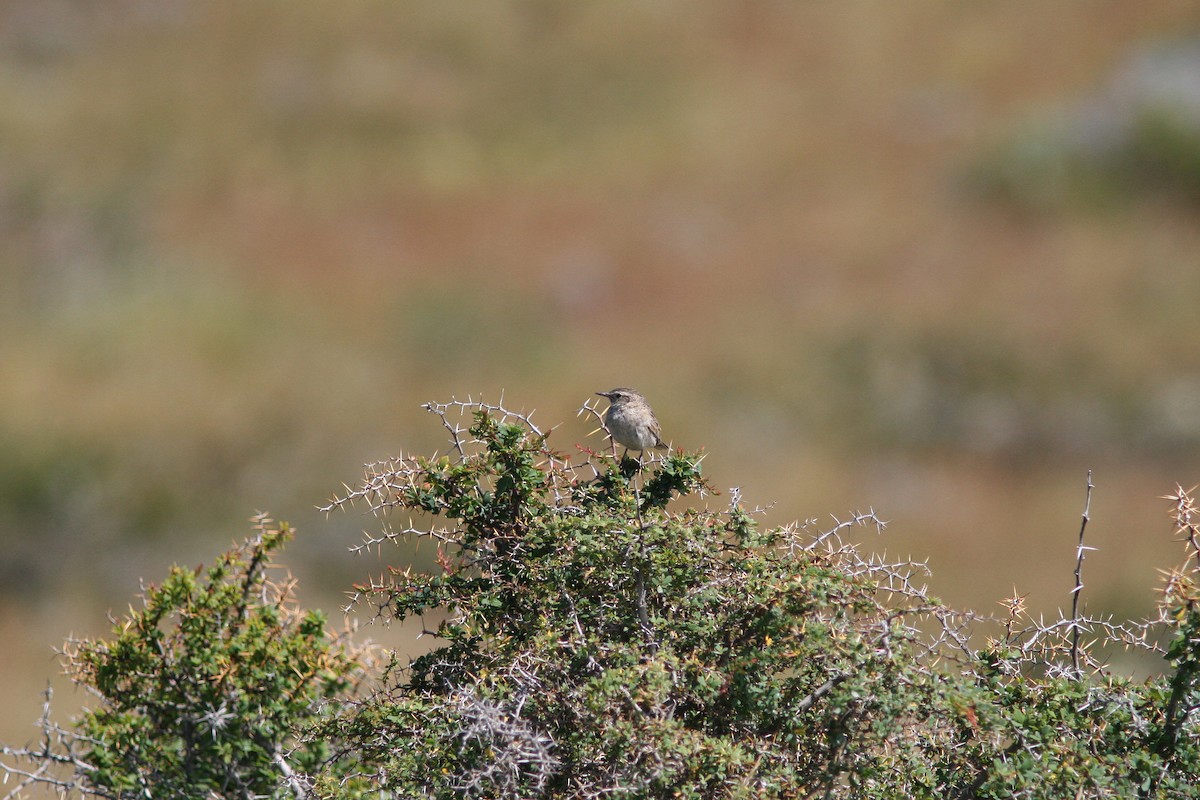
[4,398,1200,799]
[0,516,365,799]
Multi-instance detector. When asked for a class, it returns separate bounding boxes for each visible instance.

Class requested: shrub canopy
[4,398,1200,799]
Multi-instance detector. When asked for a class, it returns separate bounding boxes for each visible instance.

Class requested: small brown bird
[596,388,668,455]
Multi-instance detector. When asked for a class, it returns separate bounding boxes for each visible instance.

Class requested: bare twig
[795,675,847,713]
[1070,470,1095,678]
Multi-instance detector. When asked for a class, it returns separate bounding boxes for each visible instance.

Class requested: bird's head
[596,388,640,403]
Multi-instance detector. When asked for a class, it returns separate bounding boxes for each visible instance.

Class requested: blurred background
[4,1,1200,746]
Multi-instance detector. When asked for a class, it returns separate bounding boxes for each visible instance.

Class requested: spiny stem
[1070,470,1094,678]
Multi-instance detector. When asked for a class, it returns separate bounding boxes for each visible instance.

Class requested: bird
[596,388,668,456]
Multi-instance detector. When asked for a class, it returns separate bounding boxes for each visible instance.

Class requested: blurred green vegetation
[968,38,1200,210]
[4,0,1200,757]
